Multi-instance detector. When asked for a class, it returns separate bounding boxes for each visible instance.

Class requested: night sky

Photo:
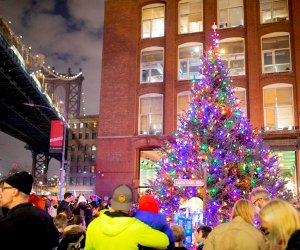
[0,0,104,176]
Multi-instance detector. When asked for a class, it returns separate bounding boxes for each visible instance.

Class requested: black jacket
[287,229,300,250]
[0,202,59,250]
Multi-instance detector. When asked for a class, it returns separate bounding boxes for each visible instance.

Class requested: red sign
[174,179,204,187]
[49,120,64,153]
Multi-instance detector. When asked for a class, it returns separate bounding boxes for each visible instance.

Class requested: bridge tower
[32,67,84,184]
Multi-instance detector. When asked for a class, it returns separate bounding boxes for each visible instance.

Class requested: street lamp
[23,102,66,200]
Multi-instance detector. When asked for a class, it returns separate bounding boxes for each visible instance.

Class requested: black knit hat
[5,171,33,195]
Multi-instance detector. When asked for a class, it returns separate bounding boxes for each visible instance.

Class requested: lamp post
[23,102,66,200]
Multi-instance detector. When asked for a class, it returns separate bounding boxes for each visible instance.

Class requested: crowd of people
[1,171,300,249]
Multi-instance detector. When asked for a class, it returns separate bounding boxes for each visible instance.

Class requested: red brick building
[97,0,300,199]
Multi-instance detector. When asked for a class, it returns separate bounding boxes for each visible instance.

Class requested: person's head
[63,192,73,202]
[54,213,68,233]
[0,171,33,209]
[231,199,255,225]
[67,214,85,228]
[249,187,270,209]
[77,195,87,205]
[259,199,300,249]
[138,194,159,213]
[171,224,186,246]
[110,184,133,213]
[195,226,212,244]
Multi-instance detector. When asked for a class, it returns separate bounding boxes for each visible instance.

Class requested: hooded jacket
[85,209,169,250]
[135,209,175,249]
[203,216,266,250]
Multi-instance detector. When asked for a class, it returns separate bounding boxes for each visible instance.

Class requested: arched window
[178,0,203,34]
[141,47,164,83]
[260,0,289,24]
[219,37,245,76]
[263,83,294,130]
[139,93,163,135]
[218,0,244,29]
[261,32,291,73]
[235,87,247,115]
[178,42,203,80]
[142,3,165,38]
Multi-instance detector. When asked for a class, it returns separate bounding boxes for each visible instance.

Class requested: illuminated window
[139,94,163,135]
[80,123,84,128]
[262,33,291,73]
[73,123,77,129]
[220,38,245,76]
[235,87,247,115]
[178,0,203,34]
[178,43,203,80]
[91,144,96,151]
[263,83,294,130]
[141,47,164,83]
[177,91,192,127]
[142,4,165,38]
[218,0,244,29]
[139,150,161,194]
[260,0,288,24]
[274,151,296,196]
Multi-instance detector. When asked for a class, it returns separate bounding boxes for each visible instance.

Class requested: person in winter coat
[73,195,93,227]
[135,194,174,250]
[85,184,169,250]
[203,199,266,250]
[0,171,59,250]
[259,199,300,250]
[57,192,73,216]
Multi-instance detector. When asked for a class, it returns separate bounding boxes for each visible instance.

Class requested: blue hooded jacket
[135,209,175,249]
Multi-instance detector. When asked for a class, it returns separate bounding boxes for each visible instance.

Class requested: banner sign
[49,120,64,153]
[174,179,204,187]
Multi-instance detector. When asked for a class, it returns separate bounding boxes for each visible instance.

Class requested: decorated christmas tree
[150,25,287,226]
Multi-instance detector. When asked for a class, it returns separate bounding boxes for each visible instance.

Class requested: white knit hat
[78,195,87,204]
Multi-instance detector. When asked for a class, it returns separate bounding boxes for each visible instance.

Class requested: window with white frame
[142,4,165,38]
[263,84,294,130]
[260,0,289,24]
[141,47,164,83]
[220,38,245,76]
[218,0,244,29]
[177,91,192,127]
[262,33,291,73]
[139,94,163,135]
[235,87,247,115]
[178,0,203,34]
[178,43,203,80]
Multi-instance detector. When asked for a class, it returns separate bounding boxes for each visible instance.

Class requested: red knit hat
[138,195,159,213]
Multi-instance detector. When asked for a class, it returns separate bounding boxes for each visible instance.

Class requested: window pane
[229,7,244,27]
[142,21,151,38]
[152,18,164,38]
[265,108,275,128]
[178,94,191,112]
[273,0,289,21]
[139,95,163,135]
[179,60,188,80]
[219,9,228,28]
[264,88,276,106]
[277,87,292,105]
[275,49,290,64]
[277,107,294,128]
[262,36,289,50]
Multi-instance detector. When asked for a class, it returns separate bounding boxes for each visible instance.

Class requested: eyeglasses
[252,197,263,205]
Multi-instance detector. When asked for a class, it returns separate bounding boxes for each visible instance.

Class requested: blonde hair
[231,199,255,225]
[259,199,300,250]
